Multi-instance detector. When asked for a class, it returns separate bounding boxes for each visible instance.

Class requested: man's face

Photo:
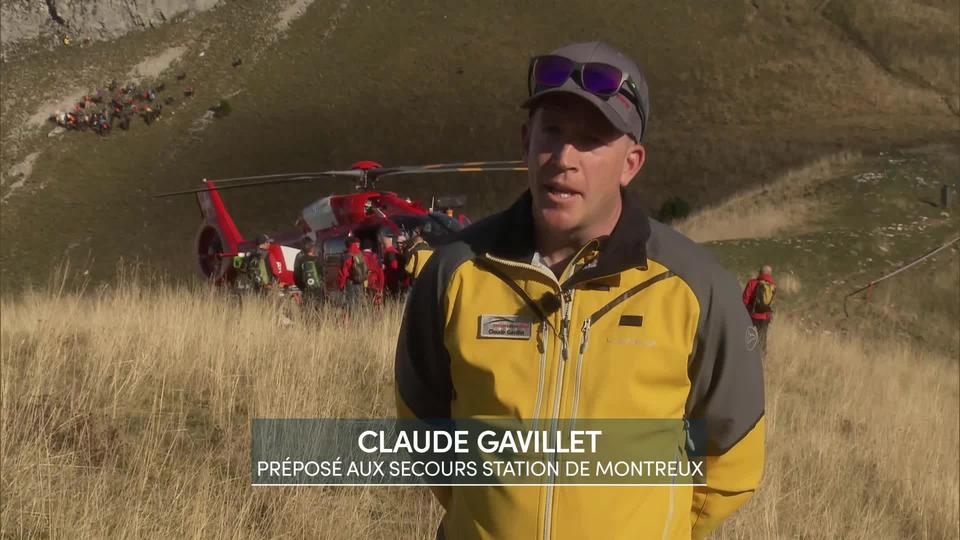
[522,94,645,238]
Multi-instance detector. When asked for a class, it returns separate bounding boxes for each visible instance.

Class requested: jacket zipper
[532,321,548,429]
[570,318,592,422]
[480,253,559,290]
[478,252,588,540]
[543,287,574,540]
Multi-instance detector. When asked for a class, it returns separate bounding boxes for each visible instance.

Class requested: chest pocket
[571,271,697,419]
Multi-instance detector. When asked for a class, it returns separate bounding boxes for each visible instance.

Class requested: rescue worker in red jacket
[381,236,404,296]
[743,265,776,353]
[363,246,386,304]
[337,237,368,304]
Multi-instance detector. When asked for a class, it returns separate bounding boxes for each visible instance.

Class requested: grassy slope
[705,143,959,356]
[1,0,958,289]
[696,146,960,539]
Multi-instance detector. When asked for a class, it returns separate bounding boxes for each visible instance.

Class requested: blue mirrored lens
[534,56,574,87]
[581,62,623,95]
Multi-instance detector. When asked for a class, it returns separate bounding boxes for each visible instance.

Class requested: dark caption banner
[251,419,707,486]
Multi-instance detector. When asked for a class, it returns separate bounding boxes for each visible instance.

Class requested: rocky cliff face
[1,0,220,58]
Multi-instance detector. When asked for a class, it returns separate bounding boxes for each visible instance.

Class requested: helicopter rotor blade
[375,165,527,178]
[368,160,525,177]
[152,160,526,197]
[152,174,351,198]
[205,169,363,184]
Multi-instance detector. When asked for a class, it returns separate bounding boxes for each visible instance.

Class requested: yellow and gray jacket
[396,189,765,540]
[404,238,434,279]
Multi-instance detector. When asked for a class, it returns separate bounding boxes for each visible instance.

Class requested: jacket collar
[480,188,650,282]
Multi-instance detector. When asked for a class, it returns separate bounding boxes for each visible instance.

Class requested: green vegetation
[705,144,959,358]
[211,98,232,118]
[656,195,691,223]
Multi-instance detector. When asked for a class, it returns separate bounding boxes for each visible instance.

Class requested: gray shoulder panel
[646,219,765,455]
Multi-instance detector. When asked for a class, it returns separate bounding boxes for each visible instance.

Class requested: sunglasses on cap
[527,54,642,109]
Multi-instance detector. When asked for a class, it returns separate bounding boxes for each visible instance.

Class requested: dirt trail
[128,46,187,83]
[0,152,40,203]
[275,0,318,33]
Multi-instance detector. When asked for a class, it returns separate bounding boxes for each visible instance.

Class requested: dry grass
[674,152,861,242]
[844,249,960,360]
[822,0,960,110]
[776,272,802,296]
[0,273,441,538]
[716,314,959,539]
[1,267,957,538]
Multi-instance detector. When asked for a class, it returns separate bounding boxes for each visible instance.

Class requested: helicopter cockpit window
[322,237,347,257]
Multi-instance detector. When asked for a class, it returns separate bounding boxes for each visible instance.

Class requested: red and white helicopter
[155,160,526,298]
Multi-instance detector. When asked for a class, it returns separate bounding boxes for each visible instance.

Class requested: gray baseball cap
[522,41,649,142]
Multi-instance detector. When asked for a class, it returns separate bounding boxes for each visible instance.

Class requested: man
[244,233,275,292]
[381,236,404,296]
[395,42,765,539]
[293,238,323,304]
[363,245,386,303]
[743,265,776,353]
[337,236,368,305]
[402,229,433,281]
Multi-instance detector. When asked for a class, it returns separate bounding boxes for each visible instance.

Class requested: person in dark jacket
[293,238,323,304]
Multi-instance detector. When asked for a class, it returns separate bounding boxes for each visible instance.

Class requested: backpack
[302,259,321,289]
[247,252,270,286]
[750,280,775,313]
[348,253,368,285]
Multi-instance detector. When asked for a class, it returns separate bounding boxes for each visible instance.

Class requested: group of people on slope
[234,229,435,307]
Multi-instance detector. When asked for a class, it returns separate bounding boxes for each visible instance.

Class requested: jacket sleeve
[267,252,282,280]
[687,271,766,539]
[385,250,399,270]
[395,252,455,509]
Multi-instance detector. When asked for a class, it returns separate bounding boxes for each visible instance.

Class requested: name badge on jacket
[478,314,533,340]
